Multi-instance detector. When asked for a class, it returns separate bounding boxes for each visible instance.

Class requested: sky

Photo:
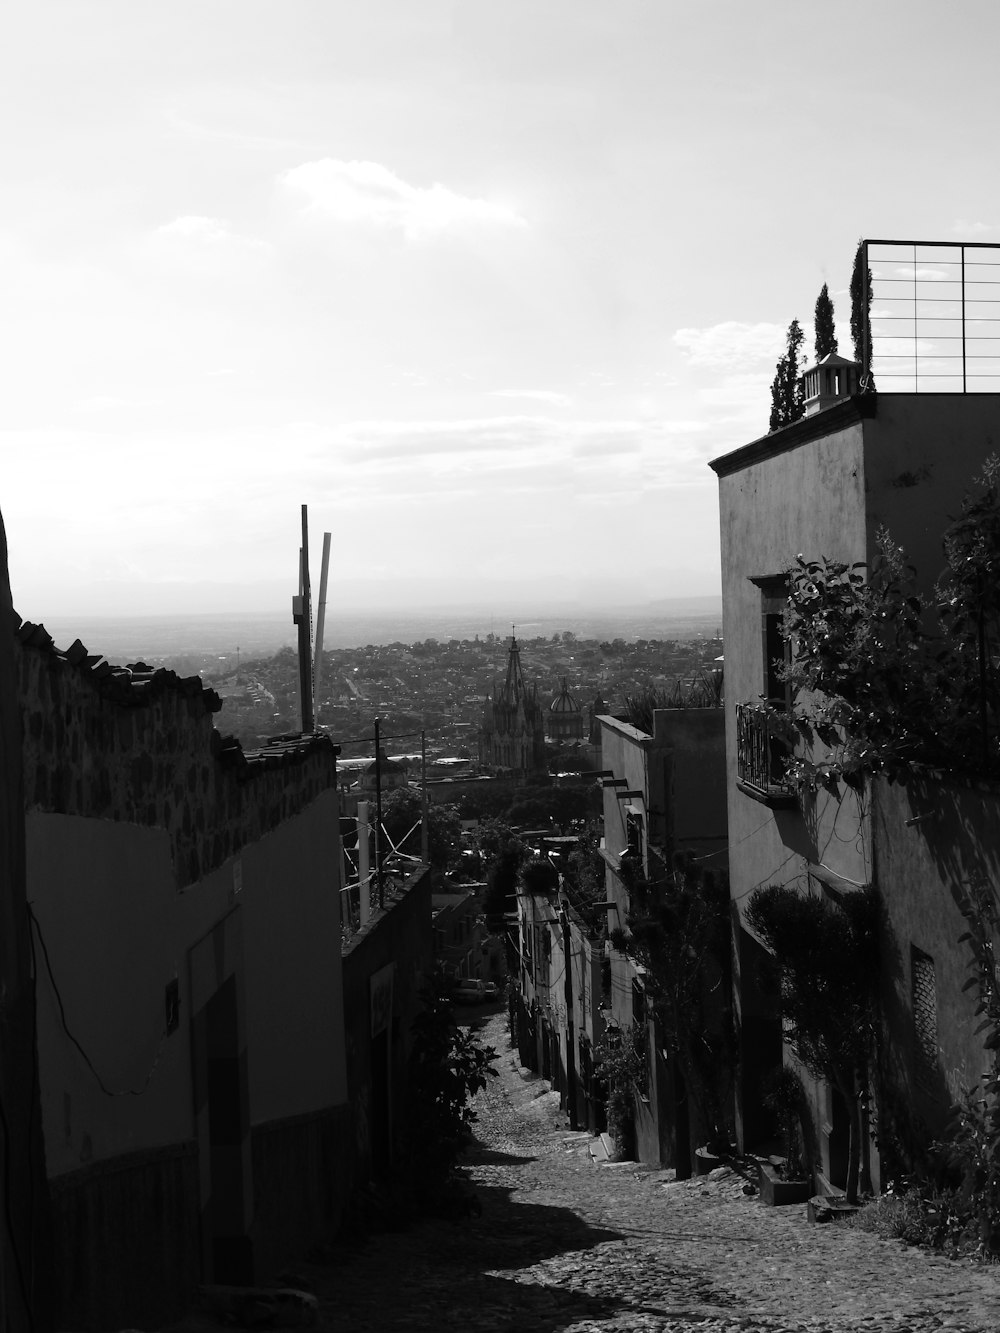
[4,0,1000,621]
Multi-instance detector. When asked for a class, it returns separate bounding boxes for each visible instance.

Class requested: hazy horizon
[25,595,723,661]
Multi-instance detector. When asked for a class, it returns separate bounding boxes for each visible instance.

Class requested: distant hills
[32,597,723,663]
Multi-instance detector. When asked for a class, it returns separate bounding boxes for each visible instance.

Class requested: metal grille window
[911,946,938,1086]
[626,810,644,857]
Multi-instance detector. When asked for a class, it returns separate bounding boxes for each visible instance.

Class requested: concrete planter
[808,1194,861,1224]
[694,1147,723,1176]
[757,1160,811,1207]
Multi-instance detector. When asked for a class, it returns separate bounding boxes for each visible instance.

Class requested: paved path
[300,1010,1000,1332]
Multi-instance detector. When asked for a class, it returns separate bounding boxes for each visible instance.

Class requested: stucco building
[16,620,351,1325]
[599,708,728,1171]
[710,382,1000,1192]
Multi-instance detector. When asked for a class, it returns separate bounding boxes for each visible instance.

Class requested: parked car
[481,981,500,1002]
[452,978,487,1004]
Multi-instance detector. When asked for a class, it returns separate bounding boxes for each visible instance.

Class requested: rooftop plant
[622,668,723,734]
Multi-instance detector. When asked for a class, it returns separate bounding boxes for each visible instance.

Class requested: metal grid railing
[735,702,791,795]
[863,238,1000,392]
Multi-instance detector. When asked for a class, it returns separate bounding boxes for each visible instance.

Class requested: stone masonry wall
[15,619,338,889]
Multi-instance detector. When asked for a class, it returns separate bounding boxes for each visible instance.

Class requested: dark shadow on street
[461,1139,538,1167]
[306,1178,731,1331]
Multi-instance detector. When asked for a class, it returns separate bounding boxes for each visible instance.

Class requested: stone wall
[15,619,338,887]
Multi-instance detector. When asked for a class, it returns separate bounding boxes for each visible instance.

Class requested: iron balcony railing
[736,702,792,798]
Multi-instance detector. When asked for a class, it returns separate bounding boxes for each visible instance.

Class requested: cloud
[279,159,527,240]
[314,414,717,491]
[488,389,572,407]
[953,220,994,237]
[673,321,785,369]
[888,266,954,282]
[153,215,267,250]
[144,217,270,275]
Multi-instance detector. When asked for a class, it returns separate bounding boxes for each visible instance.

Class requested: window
[737,575,795,803]
[625,809,644,857]
[757,576,791,709]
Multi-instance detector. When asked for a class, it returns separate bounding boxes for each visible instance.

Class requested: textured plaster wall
[29,816,217,1176]
[874,775,1000,1144]
[242,789,347,1122]
[29,797,347,1180]
[17,638,337,887]
[864,395,1000,575]
[652,708,727,862]
[341,868,433,1177]
[716,417,870,917]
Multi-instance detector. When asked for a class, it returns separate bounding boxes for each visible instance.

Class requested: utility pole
[293,505,314,732]
[357,801,371,928]
[374,716,384,909]
[313,532,332,727]
[560,898,578,1130]
[420,730,429,866]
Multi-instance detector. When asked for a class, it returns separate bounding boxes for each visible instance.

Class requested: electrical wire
[28,904,169,1099]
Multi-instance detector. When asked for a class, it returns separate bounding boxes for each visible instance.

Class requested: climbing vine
[772,457,1000,789]
[610,854,735,1154]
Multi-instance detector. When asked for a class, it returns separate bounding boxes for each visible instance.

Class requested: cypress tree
[850,240,875,390]
[814,283,838,360]
[768,319,806,432]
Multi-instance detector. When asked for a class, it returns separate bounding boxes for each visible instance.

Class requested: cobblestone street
[298,1011,1000,1332]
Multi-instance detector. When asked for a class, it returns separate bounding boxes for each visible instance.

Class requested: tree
[611,855,735,1154]
[404,966,498,1183]
[773,460,1000,786]
[381,788,461,870]
[745,885,878,1204]
[482,835,529,935]
[768,318,806,432]
[562,821,608,934]
[850,239,875,390]
[505,784,600,830]
[814,283,838,360]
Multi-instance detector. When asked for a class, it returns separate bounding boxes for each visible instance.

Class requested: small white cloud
[279,159,527,241]
[155,215,265,247]
[953,220,994,236]
[488,389,572,407]
[891,266,951,281]
[144,217,270,272]
[75,394,160,414]
[673,321,786,369]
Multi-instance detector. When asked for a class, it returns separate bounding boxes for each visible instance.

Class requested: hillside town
[209,629,724,759]
[4,236,1000,1332]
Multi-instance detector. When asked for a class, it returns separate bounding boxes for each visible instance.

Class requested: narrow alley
[294,1010,1000,1333]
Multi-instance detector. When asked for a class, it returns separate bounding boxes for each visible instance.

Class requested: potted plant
[758,1067,812,1206]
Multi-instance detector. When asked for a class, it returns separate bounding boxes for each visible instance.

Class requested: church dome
[547,678,584,743]
[549,678,581,715]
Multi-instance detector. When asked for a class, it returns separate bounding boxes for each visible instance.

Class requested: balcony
[736,702,796,806]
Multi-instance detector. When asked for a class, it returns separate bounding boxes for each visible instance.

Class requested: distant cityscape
[210,624,724,759]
